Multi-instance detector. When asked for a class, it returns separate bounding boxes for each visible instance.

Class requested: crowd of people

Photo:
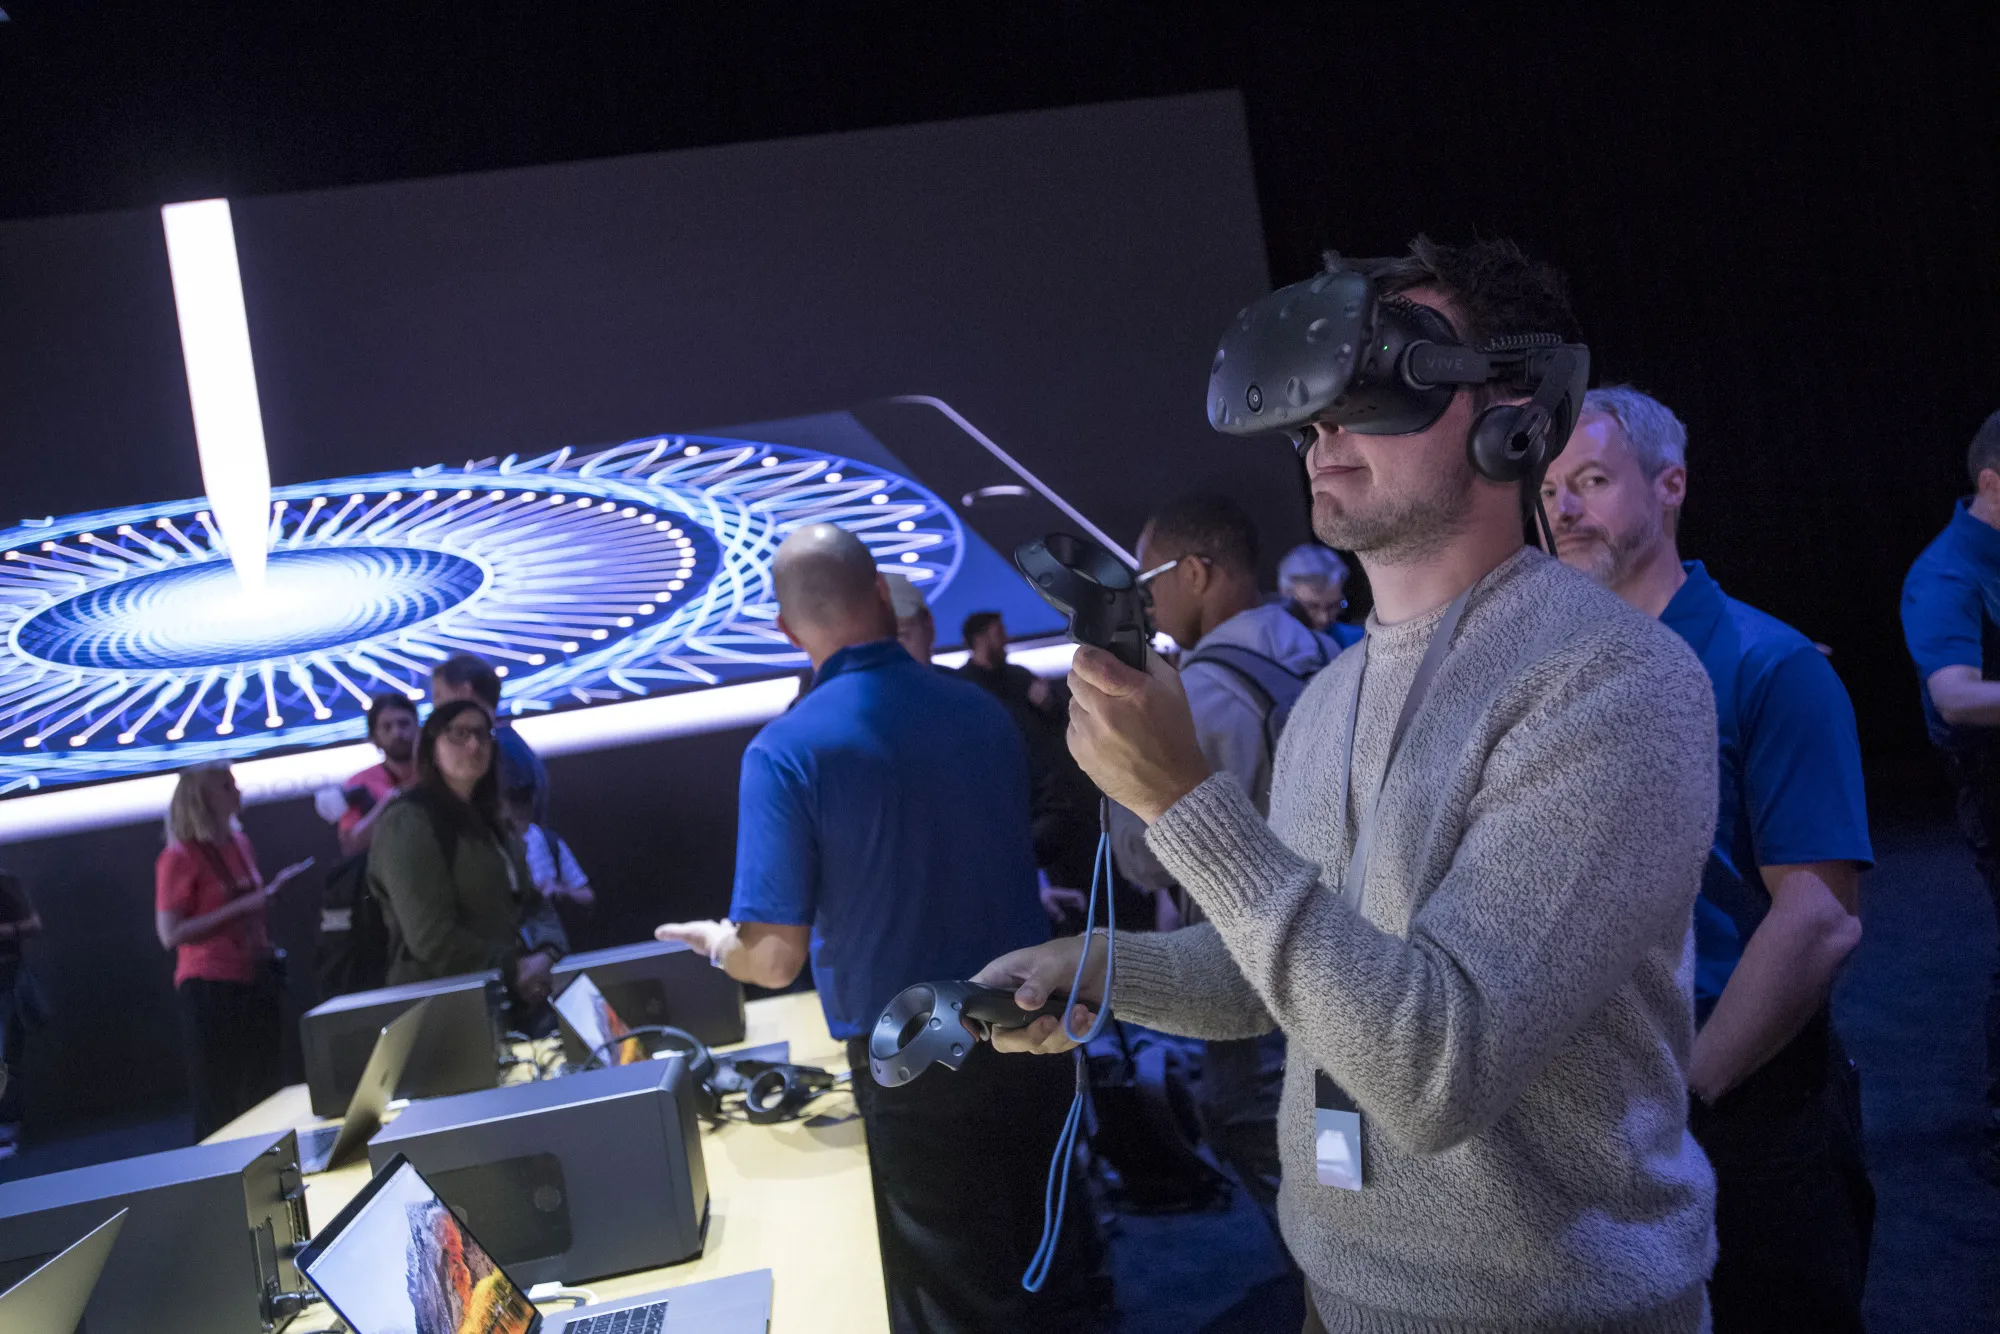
[21,231,1988,1331]
[657,236,1998,1334]
[150,652,594,1140]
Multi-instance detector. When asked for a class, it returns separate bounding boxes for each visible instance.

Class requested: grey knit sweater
[1113,549,1719,1334]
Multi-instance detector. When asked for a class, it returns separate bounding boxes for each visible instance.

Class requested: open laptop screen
[300,1157,537,1334]
[553,974,646,1067]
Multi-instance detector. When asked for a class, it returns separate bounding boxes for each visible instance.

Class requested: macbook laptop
[298,998,430,1173]
[297,1155,771,1333]
[0,1208,126,1334]
[553,973,649,1069]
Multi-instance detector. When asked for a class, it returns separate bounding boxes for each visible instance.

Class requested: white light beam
[160,198,272,595]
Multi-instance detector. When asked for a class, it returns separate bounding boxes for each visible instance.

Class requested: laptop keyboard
[566,1300,670,1334]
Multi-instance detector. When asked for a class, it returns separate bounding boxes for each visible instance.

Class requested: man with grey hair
[656,523,1100,1330]
[1543,385,1876,1331]
[1276,543,1363,648]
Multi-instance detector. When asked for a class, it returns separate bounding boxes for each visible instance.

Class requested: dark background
[0,4,1997,1132]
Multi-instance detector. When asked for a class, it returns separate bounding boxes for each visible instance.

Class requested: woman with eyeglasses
[367,699,567,1009]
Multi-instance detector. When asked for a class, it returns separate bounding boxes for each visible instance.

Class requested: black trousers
[846,1038,1105,1334]
[176,976,282,1142]
[1688,1013,1875,1334]
[1944,744,2000,1134]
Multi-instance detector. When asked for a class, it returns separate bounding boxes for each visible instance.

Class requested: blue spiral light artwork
[0,433,964,796]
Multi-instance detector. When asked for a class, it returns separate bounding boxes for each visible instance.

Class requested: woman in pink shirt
[154,764,312,1140]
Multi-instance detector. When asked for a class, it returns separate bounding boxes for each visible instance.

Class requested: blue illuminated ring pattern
[15,547,487,669]
[0,434,965,795]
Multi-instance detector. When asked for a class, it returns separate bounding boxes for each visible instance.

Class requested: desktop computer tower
[0,1129,309,1334]
[552,939,746,1046]
[368,1054,709,1285]
[301,971,506,1117]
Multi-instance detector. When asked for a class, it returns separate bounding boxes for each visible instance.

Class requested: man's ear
[1655,463,1688,511]
[1181,555,1211,595]
[1978,467,2000,507]
[775,611,805,651]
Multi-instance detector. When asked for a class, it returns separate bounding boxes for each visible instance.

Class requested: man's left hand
[1068,646,1210,824]
[655,918,737,964]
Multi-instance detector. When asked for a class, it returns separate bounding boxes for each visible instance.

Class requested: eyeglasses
[441,724,495,746]
[1135,554,1209,605]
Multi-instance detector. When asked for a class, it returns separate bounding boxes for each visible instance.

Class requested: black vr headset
[1207,255,1590,545]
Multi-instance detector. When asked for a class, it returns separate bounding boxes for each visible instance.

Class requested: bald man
[656,524,1101,1332]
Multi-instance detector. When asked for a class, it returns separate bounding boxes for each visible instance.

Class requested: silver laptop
[0,1209,127,1334]
[296,1155,771,1334]
[298,998,430,1174]
[552,973,652,1070]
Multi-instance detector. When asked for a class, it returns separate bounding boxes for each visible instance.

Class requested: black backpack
[315,850,389,999]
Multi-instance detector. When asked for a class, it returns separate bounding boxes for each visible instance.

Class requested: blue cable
[1021,815,1116,1292]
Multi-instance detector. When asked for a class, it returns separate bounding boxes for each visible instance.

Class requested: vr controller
[1206,254,1590,496]
[868,981,1076,1088]
[1012,533,1150,672]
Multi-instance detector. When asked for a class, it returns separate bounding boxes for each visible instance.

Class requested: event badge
[1313,1070,1364,1191]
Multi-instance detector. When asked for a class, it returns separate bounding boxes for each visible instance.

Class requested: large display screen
[0,400,1083,799]
[0,94,1276,843]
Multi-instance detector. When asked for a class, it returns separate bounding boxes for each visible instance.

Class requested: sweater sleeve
[371,802,514,978]
[1109,922,1278,1040]
[1145,639,1716,1155]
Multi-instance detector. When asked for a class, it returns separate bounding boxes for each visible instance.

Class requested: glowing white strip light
[0,673,805,844]
[932,639,1076,678]
[0,644,1077,844]
[160,198,273,595]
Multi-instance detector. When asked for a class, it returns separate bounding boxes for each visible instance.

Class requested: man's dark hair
[1345,235,1582,353]
[432,653,501,710]
[962,611,1003,646]
[366,692,419,738]
[1967,409,2000,485]
[1144,493,1259,576]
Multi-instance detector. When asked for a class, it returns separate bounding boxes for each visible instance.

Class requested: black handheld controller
[1012,533,1150,672]
[868,980,1075,1088]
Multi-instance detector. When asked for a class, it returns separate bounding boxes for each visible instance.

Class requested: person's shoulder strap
[1181,642,1324,703]
[1180,640,1331,751]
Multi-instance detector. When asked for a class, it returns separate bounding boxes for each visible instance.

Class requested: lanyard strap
[1340,585,1474,914]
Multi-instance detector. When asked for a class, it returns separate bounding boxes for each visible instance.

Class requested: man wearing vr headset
[980,238,1719,1332]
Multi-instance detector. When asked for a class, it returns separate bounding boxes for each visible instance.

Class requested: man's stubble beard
[1564,508,1664,591]
[1311,460,1478,566]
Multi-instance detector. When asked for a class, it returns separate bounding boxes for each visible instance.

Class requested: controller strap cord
[1022,799,1117,1292]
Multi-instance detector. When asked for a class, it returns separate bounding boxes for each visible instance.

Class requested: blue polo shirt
[1901,499,2000,747]
[728,638,1050,1038]
[1661,562,1874,1023]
